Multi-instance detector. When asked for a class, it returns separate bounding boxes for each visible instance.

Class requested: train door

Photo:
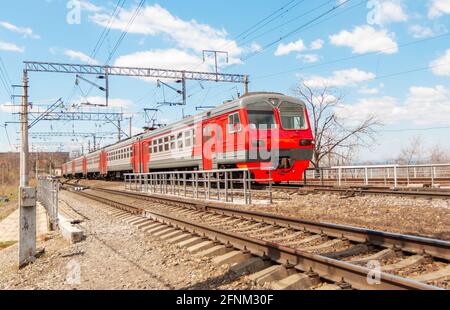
[202,124,213,170]
[141,140,149,173]
[132,142,140,173]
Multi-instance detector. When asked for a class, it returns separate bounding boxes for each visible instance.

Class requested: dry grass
[0,241,16,250]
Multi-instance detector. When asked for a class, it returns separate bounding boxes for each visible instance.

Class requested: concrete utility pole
[18,69,37,267]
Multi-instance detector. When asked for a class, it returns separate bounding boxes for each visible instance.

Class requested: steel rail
[78,186,450,261]
[68,189,441,290]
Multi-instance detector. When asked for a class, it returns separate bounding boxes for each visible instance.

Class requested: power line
[105,0,146,65]
[253,31,450,80]
[91,0,127,59]
[241,0,360,48]
[0,57,12,97]
[233,0,298,41]
[186,0,354,102]
[242,0,351,61]
[238,0,334,47]
[238,0,307,42]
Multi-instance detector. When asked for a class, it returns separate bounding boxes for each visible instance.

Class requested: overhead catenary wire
[91,0,127,59]
[0,57,12,97]
[185,0,355,104]
[253,31,450,80]
[105,0,146,65]
[241,0,351,61]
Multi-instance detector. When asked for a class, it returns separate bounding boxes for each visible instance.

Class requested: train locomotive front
[232,93,314,183]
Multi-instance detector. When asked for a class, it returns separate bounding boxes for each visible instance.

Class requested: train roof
[67,92,305,162]
[140,92,305,139]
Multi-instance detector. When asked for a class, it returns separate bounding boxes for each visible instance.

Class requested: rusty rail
[85,186,450,261]
[67,189,440,290]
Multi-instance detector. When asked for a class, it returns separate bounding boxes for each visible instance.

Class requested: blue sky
[0,0,449,162]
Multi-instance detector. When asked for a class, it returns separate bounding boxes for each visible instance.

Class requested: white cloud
[430,49,450,76]
[274,39,306,56]
[79,0,102,13]
[309,39,324,50]
[428,0,450,18]
[0,40,24,53]
[114,49,209,73]
[64,49,98,65]
[0,102,15,113]
[330,25,398,54]
[370,0,408,25]
[275,38,323,56]
[358,86,379,94]
[335,85,450,125]
[303,68,376,88]
[409,25,435,38]
[296,54,319,63]
[90,4,242,64]
[0,21,40,39]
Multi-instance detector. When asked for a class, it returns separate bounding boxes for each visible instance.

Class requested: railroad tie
[298,239,346,252]
[153,227,177,237]
[271,273,320,290]
[212,251,251,267]
[284,234,323,247]
[159,230,185,241]
[230,257,271,276]
[349,249,396,265]
[186,241,216,254]
[411,265,450,283]
[194,245,232,258]
[381,255,426,272]
[248,265,296,285]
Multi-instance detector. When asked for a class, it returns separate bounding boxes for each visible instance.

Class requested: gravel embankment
[0,191,256,290]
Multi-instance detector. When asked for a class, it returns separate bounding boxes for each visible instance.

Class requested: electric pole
[19,69,36,267]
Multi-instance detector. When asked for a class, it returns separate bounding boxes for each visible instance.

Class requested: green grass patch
[0,241,17,250]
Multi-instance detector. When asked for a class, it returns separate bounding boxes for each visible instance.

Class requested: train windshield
[247,102,276,130]
[279,102,307,130]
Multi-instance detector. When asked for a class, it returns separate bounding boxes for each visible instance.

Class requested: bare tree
[293,81,380,168]
[428,144,450,163]
[397,136,424,164]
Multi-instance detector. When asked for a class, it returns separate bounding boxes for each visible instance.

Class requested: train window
[279,102,307,130]
[170,135,175,149]
[153,145,158,153]
[177,133,183,149]
[185,131,191,147]
[164,137,169,151]
[228,112,241,133]
[247,102,276,130]
[192,129,196,145]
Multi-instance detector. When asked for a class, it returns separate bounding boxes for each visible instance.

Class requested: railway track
[62,183,450,290]
[268,184,450,199]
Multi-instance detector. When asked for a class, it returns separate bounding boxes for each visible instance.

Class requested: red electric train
[63,92,314,182]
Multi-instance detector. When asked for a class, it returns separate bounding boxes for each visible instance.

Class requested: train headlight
[300,139,312,146]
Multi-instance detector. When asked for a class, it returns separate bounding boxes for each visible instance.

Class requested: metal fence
[303,163,450,188]
[125,168,273,205]
[37,176,59,230]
